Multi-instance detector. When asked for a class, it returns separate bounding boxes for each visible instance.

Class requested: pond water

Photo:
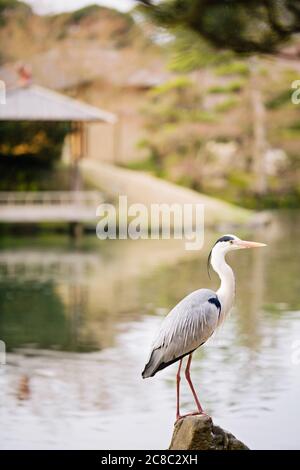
[0,212,300,450]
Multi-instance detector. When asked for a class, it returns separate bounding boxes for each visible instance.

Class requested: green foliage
[0,0,27,12]
[214,97,239,112]
[65,4,134,48]
[228,170,253,190]
[138,66,300,208]
[0,121,70,162]
[144,77,203,129]
[0,0,30,26]
[168,27,234,73]
[124,152,163,175]
[133,1,300,208]
[242,191,300,210]
[214,61,250,77]
[202,169,300,210]
[287,121,300,132]
[68,3,133,28]
[0,122,71,190]
[68,4,103,24]
[151,76,193,95]
[191,110,217,123]
[208,80,245,94]
[279,122,300,139]
[266,89,293,109]
[137,0,300,53]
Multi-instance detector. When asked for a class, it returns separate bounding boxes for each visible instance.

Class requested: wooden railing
[0,191,102,206]
[0,191,103,222]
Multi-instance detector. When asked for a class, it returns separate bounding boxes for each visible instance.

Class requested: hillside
[0,2,161,87]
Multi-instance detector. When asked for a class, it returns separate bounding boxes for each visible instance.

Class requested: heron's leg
[185,354,203,414]
[176,359,183,421]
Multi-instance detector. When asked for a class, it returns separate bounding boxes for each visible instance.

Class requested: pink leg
[176,359,182,421]
[185,354,203,414]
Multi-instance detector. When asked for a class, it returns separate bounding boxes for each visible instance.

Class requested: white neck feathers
[211,248,235,324]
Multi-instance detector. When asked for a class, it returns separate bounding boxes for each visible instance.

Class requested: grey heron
[142,234,266,421]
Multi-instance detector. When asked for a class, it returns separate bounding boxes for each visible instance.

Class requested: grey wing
[142,289,221,378]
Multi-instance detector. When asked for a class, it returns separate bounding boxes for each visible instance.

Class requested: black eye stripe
[215,235,235,244]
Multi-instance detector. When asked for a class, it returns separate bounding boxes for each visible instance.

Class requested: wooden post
[69,221,83,240]
[69,121,86,239]
[70,121,85,191]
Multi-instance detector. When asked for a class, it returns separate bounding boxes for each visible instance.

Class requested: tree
[136,0,300,55]
[136,1,300,198]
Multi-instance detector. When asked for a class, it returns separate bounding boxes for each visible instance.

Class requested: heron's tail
[142,348,196,379]
[141,349,161,379]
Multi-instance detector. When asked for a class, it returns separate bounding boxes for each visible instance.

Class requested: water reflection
[0,212,300,449]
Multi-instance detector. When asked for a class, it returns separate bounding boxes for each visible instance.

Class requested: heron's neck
[211,250,235,324]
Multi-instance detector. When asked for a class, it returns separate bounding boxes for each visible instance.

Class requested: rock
[169,414,249,450]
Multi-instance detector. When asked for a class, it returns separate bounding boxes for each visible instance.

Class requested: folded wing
[142,289,221,378]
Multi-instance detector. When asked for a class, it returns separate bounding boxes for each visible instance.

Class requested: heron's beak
[236,240,267,249]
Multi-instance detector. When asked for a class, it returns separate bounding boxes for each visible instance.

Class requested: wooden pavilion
[0,70,117,235]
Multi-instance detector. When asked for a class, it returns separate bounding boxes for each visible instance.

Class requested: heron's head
[207,234,267,277]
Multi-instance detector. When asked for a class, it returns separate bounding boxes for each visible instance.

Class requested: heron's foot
[175,410,210,423]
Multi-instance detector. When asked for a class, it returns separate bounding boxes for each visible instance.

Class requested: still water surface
[0,212,300,449]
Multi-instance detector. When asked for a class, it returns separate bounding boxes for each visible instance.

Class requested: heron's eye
[230,240,234,244]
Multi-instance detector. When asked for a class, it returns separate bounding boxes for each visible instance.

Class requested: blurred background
[0,0,300,450]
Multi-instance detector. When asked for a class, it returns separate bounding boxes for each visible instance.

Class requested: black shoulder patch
[208,296,221,312]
